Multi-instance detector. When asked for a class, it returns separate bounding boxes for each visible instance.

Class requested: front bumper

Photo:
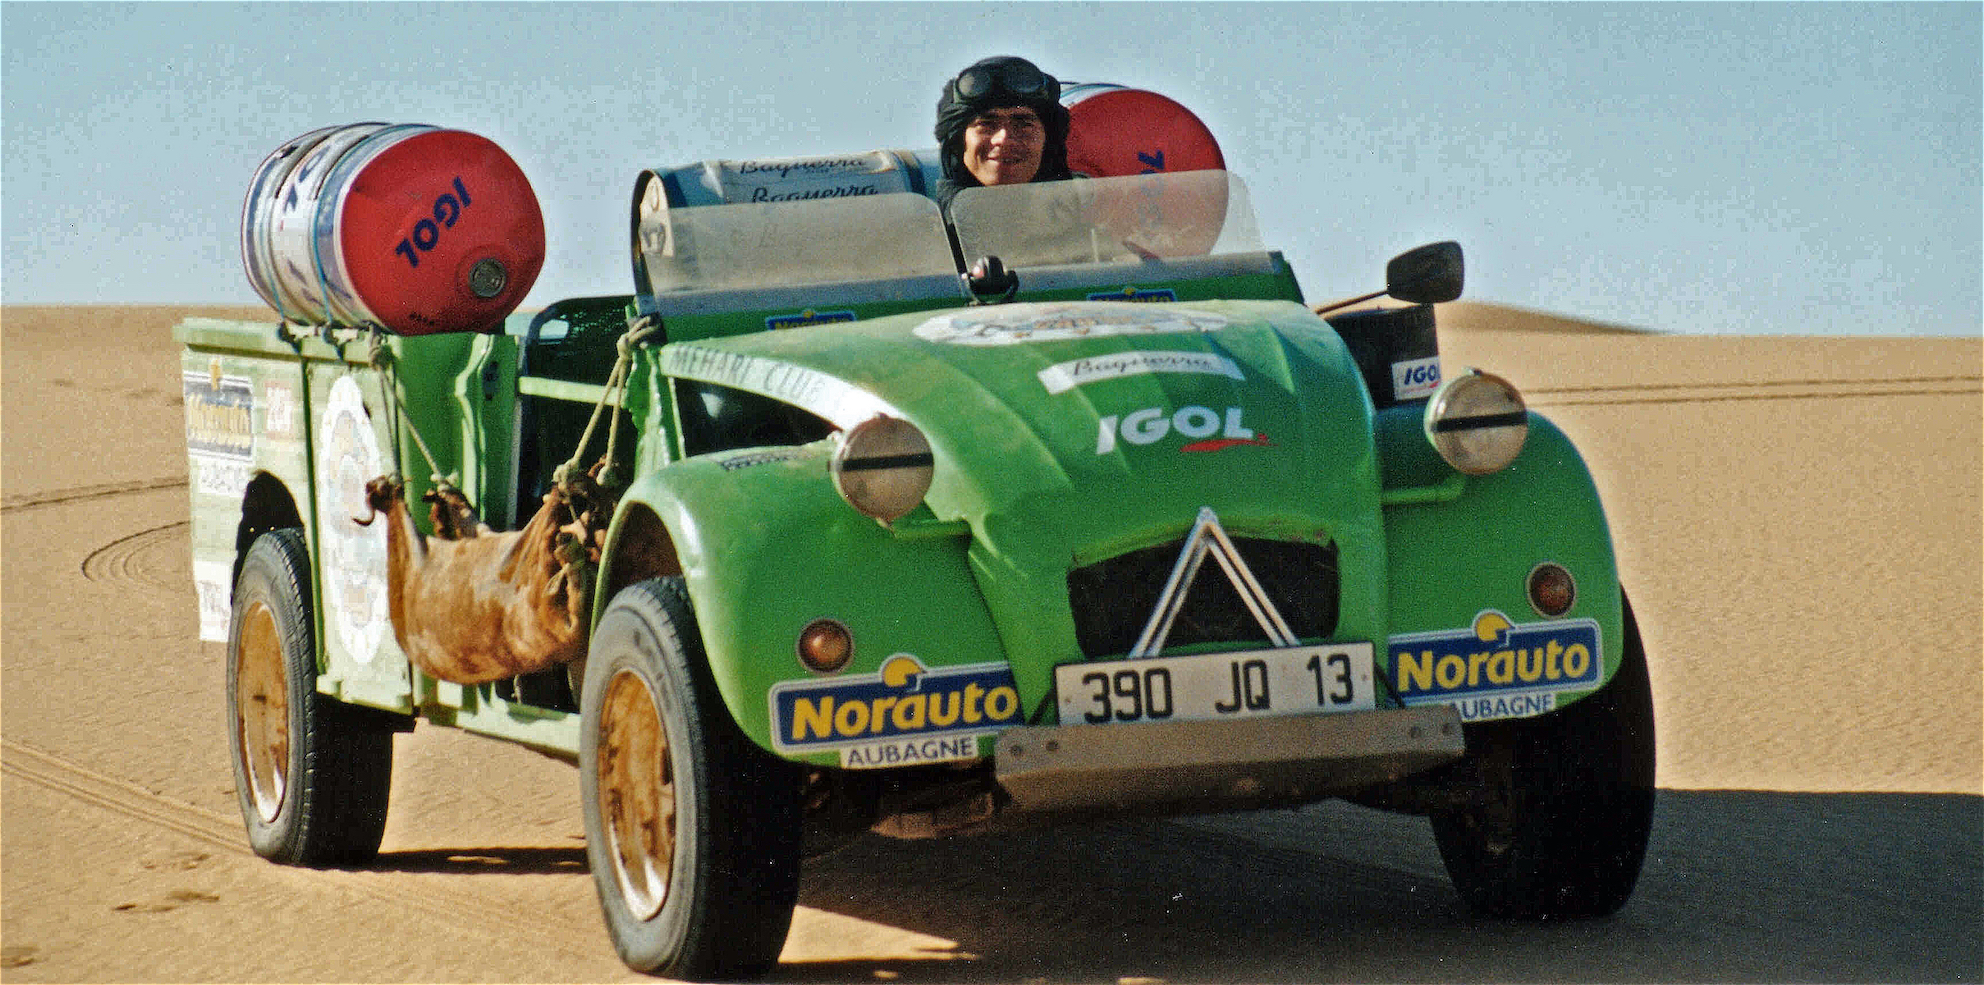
[995,705,1464,817]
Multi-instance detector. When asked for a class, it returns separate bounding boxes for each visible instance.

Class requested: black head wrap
[933,56,1072,207]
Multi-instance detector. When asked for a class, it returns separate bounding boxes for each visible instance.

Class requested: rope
[552,313,662,492]
[367,330,459,497]
[357,310,660,523]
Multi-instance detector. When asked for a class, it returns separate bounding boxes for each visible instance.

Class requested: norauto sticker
[1038,351,1243,394]
[769,654,1021,767]
[1086,286,1177,303]
[183,369,254,499]
[765,308,856,331]
[1387,611,1602,721]
[914,301,1228,346]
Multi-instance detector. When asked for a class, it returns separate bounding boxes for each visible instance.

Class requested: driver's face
[962,106,1044,186]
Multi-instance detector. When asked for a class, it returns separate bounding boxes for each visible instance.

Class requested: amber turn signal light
[797,619,854,674]
[1527,563,1577,617]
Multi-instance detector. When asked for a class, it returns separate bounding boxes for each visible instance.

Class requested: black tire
[580,578,801,980]
[1430,591,1656,919]
[226,528,394,866]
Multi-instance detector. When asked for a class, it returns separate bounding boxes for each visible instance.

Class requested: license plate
[1054,643,1376,726]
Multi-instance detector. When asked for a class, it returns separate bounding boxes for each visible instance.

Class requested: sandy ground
[2,303,1978,982]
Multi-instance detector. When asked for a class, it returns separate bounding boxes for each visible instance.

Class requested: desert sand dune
[2,303,1977,981]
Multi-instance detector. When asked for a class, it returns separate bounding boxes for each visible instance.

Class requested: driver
[932,56,1074,213]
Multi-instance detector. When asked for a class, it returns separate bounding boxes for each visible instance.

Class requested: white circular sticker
[314,375,388,664]
[913,301,1229,346]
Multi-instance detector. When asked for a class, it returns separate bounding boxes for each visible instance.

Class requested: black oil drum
[1325,304,1443,408]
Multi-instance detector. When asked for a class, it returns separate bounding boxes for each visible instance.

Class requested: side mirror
[1310,240,1465,316]
[1386,241,1464,305]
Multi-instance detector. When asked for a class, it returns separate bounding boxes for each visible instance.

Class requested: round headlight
[1424,369,1528,475]
[831,415,934,524]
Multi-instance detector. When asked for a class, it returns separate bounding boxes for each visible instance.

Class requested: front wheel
[580,578,801,980]
[226,528,394,866]
[1430,591,1656,918]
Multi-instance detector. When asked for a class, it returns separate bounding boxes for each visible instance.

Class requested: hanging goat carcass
[356,473,613,684]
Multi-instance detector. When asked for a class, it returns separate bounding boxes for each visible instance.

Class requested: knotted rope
[361,311,660,539]
[552,312,662,493]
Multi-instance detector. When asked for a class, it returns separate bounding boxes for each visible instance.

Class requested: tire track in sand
[79,521,189,594]
[1527,373,1979,407]
[1,476,187,513]
[0,738,608,960]
[2,739,242,854]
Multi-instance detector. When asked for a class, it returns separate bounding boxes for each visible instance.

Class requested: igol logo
[1391,357,1442,400]
[770,655,1021,766]
[1388,611,1602,718]
[1095,405,1270,455]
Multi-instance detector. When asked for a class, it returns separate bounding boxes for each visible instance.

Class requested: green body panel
[611,446,1006,765]
[636,295,1623,751]
[176,320,546,728]
[412,675,580,761]
[178,321,316,643]
[649,298,1392,752]
[1376,406,1623,713]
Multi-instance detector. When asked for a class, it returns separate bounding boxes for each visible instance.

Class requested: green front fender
[597,441,1009,764]
[1379,410,1625,719]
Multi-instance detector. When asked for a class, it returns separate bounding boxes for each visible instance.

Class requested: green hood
[660,299,1381,564]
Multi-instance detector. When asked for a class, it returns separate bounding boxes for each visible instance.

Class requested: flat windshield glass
[638,192,956,293]
[950,171,1263,268]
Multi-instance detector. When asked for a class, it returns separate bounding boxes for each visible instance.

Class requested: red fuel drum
[1061,85,1229,257]
[242,124,544,335]
[1060,84,1226,179]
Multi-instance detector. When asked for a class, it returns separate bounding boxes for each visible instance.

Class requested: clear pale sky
[3,1,1978,336]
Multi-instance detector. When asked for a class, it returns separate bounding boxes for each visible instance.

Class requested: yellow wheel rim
[234,600,289,824]
[597,668,674,920]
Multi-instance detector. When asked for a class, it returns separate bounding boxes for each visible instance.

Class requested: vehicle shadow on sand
[783,790,1981,984]
[360,846,588,876]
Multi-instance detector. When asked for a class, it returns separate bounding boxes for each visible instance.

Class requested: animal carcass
[357,474,611,684]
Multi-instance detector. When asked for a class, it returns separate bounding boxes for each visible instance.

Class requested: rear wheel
[226,528,394,865]
[580,578,801,980]
[1430,592,1656,918]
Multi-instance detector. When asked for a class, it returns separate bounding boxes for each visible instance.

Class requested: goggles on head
[951,60,1060,104]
